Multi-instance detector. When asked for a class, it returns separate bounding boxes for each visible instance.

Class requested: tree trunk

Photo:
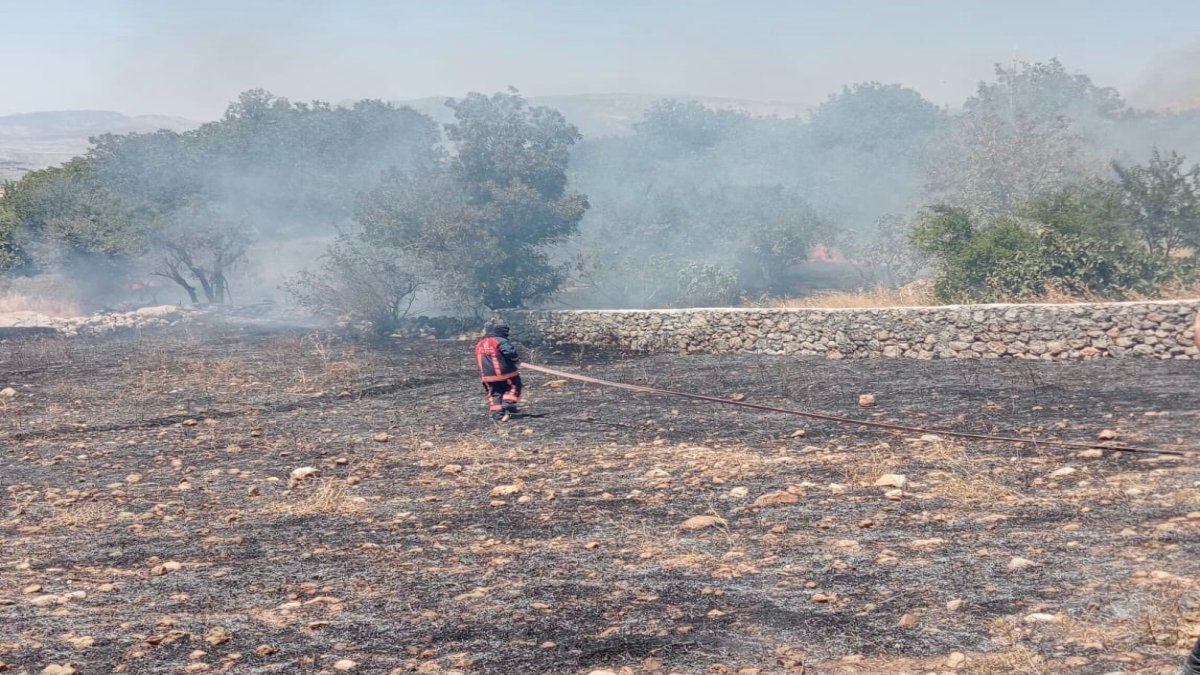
[153,263,199,305]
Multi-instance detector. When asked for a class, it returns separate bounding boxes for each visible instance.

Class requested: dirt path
[1,327,1198,674]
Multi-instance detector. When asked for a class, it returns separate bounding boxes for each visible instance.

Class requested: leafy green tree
[284,232,425,334]
[911,206,1042,301]
[634,100,746,154]
[913,193,1192,303]
[358,90,589,309]
[149,200,250,304]
[1113,148,1200,258]
[5,89,441,307]
[934,59,1125,219]
[0,183,23,274]
[3,159,152,270]
[802,83,950,238]
[853,214,926,288]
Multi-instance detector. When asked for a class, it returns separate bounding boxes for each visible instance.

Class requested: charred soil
[1,326,1198,674]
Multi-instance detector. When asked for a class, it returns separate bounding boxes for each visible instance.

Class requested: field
[1,323,1198,674]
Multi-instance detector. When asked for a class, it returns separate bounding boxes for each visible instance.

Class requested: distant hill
[0,110,196,180]
[0,95,808,180]
[394,93,811,138]
[0,110,195,140]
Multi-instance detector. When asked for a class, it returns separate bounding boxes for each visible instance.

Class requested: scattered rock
[453,587,490,602]
[41,666,75,675]
[1097,429,1119,441]
[728,487,749,498]
[790,429,806,438]
[289,467,318,486]
[873,473,908,489]
[680,515,725,531]
[918,434,943,443]
[333,660,357,672]
[909,538,945,550]
[752,492,798,508]
[204,626,231,646]
[946,652,966,668]
[542,379,567,388]
[1007,556,1038,570]
[442,464,464,474]
[22,584,42,594]
[897,613,920,627]
[255,645,276,657]
[858,393,876,407]
[729,393,747,402]
[133,305,181,318]
[1049,467,1077,478]
[1024,612,1060,623]
[490,483,523,497]
[884,489,904,501]
[66,636,94,649]
[372,433,391,443]
[946,598,964,611]
[0,388,16,399]
[1078,448,1104,458]
[29,594,60,607]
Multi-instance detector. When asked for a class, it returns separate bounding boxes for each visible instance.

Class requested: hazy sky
[3,0,1199,119]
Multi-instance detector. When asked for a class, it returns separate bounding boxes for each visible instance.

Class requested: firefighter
[474,323,522,421]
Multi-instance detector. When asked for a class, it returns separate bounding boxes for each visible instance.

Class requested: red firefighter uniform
[474,323,522,420]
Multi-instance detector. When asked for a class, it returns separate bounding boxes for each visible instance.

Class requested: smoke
[1130,43,1200,112]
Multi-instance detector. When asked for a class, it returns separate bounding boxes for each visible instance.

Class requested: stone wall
[499,300,1200,360]
[0,305,202,338]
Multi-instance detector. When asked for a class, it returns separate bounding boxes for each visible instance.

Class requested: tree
[634,100,746,154]
[284,232,424,334]
[933,59,1124,219]
[912,190,1192,304]
[0,183,24,274]
[149,200,249,304]
[716,185,826,293]
[853,214,925,288]
[2,159,153,289]
[3,89,442,309]
[357,90,589,310]
[1113,149,1200,258]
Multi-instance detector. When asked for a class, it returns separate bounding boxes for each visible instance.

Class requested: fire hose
[520,362,1188,457]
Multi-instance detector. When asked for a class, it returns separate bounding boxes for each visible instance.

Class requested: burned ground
[1,325,1198,674]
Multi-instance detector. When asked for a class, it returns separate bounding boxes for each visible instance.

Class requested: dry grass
[838,443,896,486]
[961,647,1062,675]
[0,290,82,317]
[752,286,936,309]
[267,479,368,517]
[752,281,1200,310]
[921,440,1025,504]
[34,502,119,529]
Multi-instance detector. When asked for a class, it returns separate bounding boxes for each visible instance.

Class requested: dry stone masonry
[501,300,1200,360]
[0,305,201,337]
